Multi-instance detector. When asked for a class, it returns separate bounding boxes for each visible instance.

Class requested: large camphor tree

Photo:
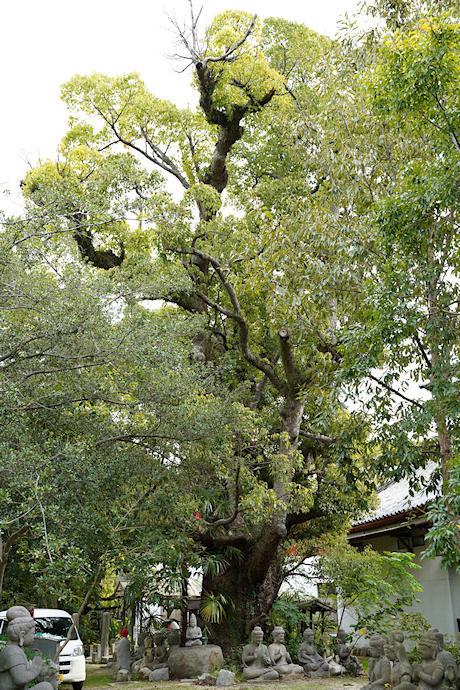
[16,9,380,650]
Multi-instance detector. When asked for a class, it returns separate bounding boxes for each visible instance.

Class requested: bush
[443,637,460,666]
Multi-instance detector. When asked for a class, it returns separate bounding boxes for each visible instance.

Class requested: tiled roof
[353,462,440,527]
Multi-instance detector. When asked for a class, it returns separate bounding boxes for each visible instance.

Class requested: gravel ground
[82,664,364,690]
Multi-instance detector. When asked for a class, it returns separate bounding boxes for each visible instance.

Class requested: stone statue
[384,631,416,690]
[167,621,180,651]
[152,632,168,667]
[116,629,131,672]
[334,629,363,676]
[185,614,203,647]
[132,634,156,678]
[268,626,303,678]
[429,628,459,690]
[0,606,59,690]
[361,634,391,690]
[141,636,154,668]
[136,631,146,659]
[297,628,330,677]
[412,631,445,690]
[242,626,280,682]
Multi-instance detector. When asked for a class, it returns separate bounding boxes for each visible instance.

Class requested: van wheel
[72,683,84,690]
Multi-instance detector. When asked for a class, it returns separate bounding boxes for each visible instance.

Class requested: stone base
[278,671,304,680]
[168,645,224,679]
[149,667,170,681]
[305,670,330,678]
[116,669,131,682]
[216,670,236,686]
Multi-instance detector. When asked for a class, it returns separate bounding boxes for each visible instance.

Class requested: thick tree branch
[278,328,300,392]
[204,462,241,528]
[166,245,289,393]
[299,430,338,444]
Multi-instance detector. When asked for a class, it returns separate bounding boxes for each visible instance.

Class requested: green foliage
[266,598,311,658]
[313,535,423,639]
[395,612,431,647]
[423,461,460,570]
[201,11,284,113]
[199,591,230,623]
[443,636,460,665]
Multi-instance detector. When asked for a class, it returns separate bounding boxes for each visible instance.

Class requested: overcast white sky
[1,0,358,214]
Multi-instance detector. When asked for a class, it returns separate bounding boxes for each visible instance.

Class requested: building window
[397,538,410,551]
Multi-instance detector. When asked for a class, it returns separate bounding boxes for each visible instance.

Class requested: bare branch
[368,373,424,409]
[204,15,258,64]
[299,430,338,444]
[413,332,432,370]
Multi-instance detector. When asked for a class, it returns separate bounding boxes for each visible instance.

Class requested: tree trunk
[0,525,29,602]
[201,545,283,656]
[427,273,453,488]
[201,395,305,656]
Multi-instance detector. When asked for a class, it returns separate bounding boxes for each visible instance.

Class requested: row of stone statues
[118,615,207,680]
[132,622,360,681]
[241,625,361,681]
[4,603,458,690]
[362,629,459,690]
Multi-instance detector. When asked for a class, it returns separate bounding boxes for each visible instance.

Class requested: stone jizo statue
[384,630,416,690]
[429,628,459,690]
[185,614,203,647]
[268,626,303,678]
[297,628,330,677]
[116,629,131,672]
[167,621,180,651]
[152,632,168,667]
[412,631,445,690]
[242,626,279,682]
[335,629,363,676]
[0,606,59,690]
[361,634,391,690]
[137,635,154,670]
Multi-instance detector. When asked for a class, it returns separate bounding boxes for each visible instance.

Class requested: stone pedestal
[168,645,224,679]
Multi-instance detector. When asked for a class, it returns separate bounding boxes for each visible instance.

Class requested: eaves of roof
[349,506,429,540]
[351,461,439,532]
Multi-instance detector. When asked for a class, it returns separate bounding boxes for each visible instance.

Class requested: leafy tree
[0,211,255,609]
[14,8,379,652]
[332,7,460,565]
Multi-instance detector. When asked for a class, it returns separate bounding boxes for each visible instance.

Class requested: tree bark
[201,540,284,656]
[201,390,305,655]
[0,525,29,600]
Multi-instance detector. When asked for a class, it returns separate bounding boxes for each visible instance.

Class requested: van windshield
[35,617,78,640]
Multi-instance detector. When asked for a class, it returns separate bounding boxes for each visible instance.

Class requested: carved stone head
[272,626,285,642]
[251,626,264,644]
[303,628,314,642]
[419,631,438,660]
[6,606,35,648]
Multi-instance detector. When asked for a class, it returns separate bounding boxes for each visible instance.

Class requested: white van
[0,607,86,690]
